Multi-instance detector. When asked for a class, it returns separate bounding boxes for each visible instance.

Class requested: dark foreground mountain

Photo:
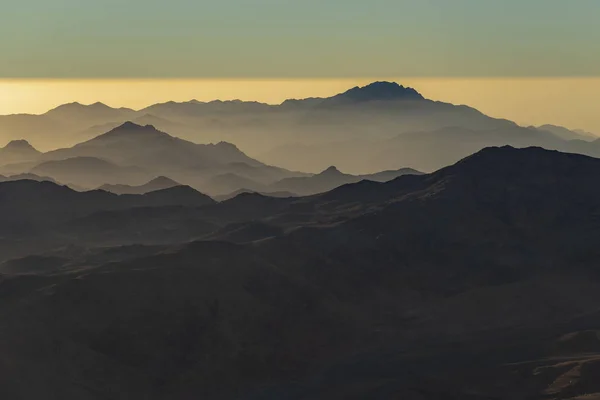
[3,147,600,398]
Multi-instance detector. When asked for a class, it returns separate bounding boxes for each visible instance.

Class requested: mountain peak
[90,101,110,108]
[83,122,173,145]
[106,121,166,136]
[325,81,424,105]
[45,101,133,118]
[444,145,599,181]
[3,139,35,150]
[115,121,147,130]
[2,139,40,154]
[319,166,342,176]
[147,176,179,186]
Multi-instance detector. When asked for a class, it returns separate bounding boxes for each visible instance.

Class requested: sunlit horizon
[1,77,599,134]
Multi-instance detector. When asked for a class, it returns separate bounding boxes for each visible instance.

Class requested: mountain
[261,125,570,173]
[0,81,556,165]
[30,156,150,188]
[36,122,304,193]
[214,188,298,201]
[538,124,597,141]
[0,179,215,242]
[99,176,181,195]
[270,166,355,195]
[4,147,600,398]
[43,122,264,171]
[77,114,189,142]
[362,167,424,182]
[45,102,135,124]
[270,165,422,195]
[4,82,600,176]
[319,81,425,106]
[204,173,266,195]
[0,172,58,184]
[0,140,41,164]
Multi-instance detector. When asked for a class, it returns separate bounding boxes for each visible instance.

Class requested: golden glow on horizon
[1,78,599,133]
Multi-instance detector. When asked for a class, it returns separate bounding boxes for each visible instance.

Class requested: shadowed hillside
[2,147,600,398]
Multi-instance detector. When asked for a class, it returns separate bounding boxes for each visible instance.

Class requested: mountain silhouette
[320,81,424,106]
[205,173,266,195]
[31,156,150,188]
[538,124,597,141]
[214,188,298,201]
[0,179,214,237]
[2,147,600,398]
[4,81,599,175]
[43,122,265,171]
[98,176,181,195]
[45,101,135,123]
[270,165,422,195]
[0,122,306,194]
[0,172,59,185]
[0,139,41,163]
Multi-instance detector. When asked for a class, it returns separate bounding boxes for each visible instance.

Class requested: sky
[2,0,599,78]
[1,1,599,131]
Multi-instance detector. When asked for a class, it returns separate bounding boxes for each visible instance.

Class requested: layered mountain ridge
[1,146,600,398]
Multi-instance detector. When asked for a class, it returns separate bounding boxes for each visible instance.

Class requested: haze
[2,78,600,134]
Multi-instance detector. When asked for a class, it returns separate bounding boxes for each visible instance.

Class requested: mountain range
[270,165,423,195]
[2,146,600,398]
[98,176,181,195]
[0,120,424,196]
[3,82,600,399]
[2,81,597,174]
[0,122,310,193]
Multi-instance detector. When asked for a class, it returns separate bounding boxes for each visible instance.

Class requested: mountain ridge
[2,146,600,398]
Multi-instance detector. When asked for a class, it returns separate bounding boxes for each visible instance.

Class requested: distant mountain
[99,176,181,195]
[0,140,41,164]
[45,102,135,124]
[0,81,531,156]
[0,103,136,149]
[270,165,422,195]
[77,114,188,142]
[214,188,298,202]
[31,156,150,188]
[261,125,570,172]
[3,81,600,176]
[133,185,215,208]
[319,81,425,107]
[204,173,266,195]
[270,166,354,195]
[538,124,597,141]
[363,167,424,182]
[43,122,264,171]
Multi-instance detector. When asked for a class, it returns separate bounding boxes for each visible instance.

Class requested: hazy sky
[2,0,599,78]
